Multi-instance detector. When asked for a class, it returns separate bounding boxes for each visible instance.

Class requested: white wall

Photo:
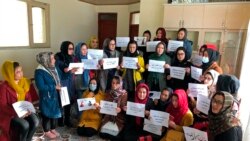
[139,0,165,37]
[0,0,97,79]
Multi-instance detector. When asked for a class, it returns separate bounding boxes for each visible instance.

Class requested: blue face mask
[202,57,209,63]
[89,84,97,91]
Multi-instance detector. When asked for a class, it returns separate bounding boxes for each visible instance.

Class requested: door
[163,5,183,28]
[98,13,117,48]
[129,11,140,39]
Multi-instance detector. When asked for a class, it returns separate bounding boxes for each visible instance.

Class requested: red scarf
[135,83,149,127]
[166,89,189,125]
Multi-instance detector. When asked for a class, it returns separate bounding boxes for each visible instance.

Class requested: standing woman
[167,47,191,91]
[35,52,62,139]
[88,36,99,49]
[0,61,39,141]
[98,38,121,91]
[153,27,168,46]
[176,28,193,60]
[146,42,171,91]
[55,41,77,127]
[208,91,242,141]
[121,40,145,100]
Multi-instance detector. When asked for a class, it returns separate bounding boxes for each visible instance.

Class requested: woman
[201,44,223,75]
[35,52,62,139]
[0,61,39,141]
[153,87,172,112]
[88,36,99,49]
[208,91,242,141]
[55,41,77,127]
[77,78,105,137]
[167,47,191,91]
[98,38,121,91]
[74,42,93,97]
[166,89,193,132]
[153,27,168,46]
[99,76,127,141]
[121,40,145,100]
[143,30,151,42]
[176,28,193,60]
[123,83,156,141]
[146,42,171,91]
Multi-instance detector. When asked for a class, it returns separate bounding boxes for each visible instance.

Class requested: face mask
[89,84,97,91]
[202,57,209,63]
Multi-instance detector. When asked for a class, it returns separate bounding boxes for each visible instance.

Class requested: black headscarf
[123,40,139,57]
[216,74,240,97]
[55,41,74,66]
[172,47,188,66]
[202,44,219,72]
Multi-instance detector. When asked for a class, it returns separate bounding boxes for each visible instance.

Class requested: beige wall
[0,0,97,79]
[139,0,165,37]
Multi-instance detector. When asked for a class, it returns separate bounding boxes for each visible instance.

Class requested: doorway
[129,11,140,39]
[98,13,117,48]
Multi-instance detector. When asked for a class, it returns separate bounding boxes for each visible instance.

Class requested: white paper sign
[77,98,96,111]
[103,58,119,70]
[191,66,202,82]
[170,66,186,80]
[188,83,208,97]
[68,63,84,74]
[191,54,203,66]
[167,40,184,52]
[12,101,36,118]
[143,119,162,136]
[149,91,161,100]
[126,101,145,117]
[122,57,138,69]
[148,60,165,73]
[100,100,117,116]
[183,126,208,141]
[197,94,211,115]
[60,87,70,107]
[116,37,130,47]
[82,59,99,70]
[146,41,160,52]
[150,110,169,127]
[88,49,103,59]
[134,36,147,46]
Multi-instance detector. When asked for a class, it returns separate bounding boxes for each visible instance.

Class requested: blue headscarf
[75,42,89,87]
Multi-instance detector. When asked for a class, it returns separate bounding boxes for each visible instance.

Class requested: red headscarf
[135,83,150,127]
[166,89,189,125]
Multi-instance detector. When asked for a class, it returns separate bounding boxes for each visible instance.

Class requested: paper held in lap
[12,101,36,118]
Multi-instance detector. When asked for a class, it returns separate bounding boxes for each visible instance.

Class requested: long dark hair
[124,40,139,57]
[88,77,100,94]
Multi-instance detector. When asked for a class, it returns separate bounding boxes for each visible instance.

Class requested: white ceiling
[79,0,140,5]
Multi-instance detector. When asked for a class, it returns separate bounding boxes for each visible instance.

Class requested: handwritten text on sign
[170,66,186,80]
[183,126,208,141]
[126,101,145,117]
[103,58,119,70]
[188,83,208,97]
[148,60,165,73]
[100,100,117,116]
[123,57,138,69]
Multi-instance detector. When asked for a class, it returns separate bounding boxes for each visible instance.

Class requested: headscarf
[1,61,30,101]
[156,87,173,112]
[123,40,139,57]
[173,47,188,65]
[109,76,125,102]
[75,42,89,87]
[166,89,189,125]
[206,69,220,86]
[36,52,60,85]
[88,36,99,49]
[208,91,240,138]
[202,44,219,72]
[56,41,74,66]
[135,83,150,127]
[216,74,240,97]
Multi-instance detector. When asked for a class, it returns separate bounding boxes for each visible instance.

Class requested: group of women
[0,28,242,141]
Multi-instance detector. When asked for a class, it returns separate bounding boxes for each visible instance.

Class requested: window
[0,0,50,48]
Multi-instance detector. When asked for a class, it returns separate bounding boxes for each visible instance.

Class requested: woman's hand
[145,110,150,117]
[169,120,176,129]
[145,64,149,69]
[186,67,191,74]
[164,64,170,69]
[56,85,61,90]
[94,103,101,110]
[116,107,121,113]
[167,75,171,80]
[136,63,141,70]
[21,110,31,118]
[122,106,127,111]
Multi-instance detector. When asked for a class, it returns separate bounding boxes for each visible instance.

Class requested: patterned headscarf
[166,89,189,125]
[36,52,60,85]
[208,91,240,138]
[1,61,30,101]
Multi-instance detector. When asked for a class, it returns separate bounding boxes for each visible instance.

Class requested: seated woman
[77,78,105,137]
[121,40,145,100]
[153,87,172,112]
[123,83,157,141]
[99,76,127,141]
[208,91,242,141]
[0,61,39,141]
[35,52,62,139]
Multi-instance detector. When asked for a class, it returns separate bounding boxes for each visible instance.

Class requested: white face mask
[202,57,209,63]
[89,84,97,91]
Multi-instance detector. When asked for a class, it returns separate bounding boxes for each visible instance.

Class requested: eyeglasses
[177,53,185,56]
[68,48,74,50]
[211,99,223,105]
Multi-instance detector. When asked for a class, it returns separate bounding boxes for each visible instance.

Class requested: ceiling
[79,0,140,5]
